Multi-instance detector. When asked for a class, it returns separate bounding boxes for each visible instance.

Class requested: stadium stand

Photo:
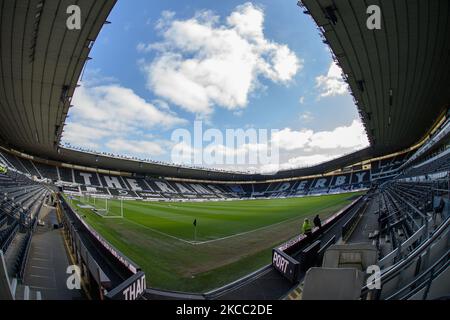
[400,149,450,179]
[1,148,381,201]
[270,115,450,300]
[281,174,449,300]
[58,167,74,184]
[0,0,448,301]
[33,162,59,182]
[62,168,372,200]
[0,170,50,300]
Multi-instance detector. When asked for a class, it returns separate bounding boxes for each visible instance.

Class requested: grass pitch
[67,192,363,292]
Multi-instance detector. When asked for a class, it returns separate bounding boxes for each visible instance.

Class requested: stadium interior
[0,0,449,301]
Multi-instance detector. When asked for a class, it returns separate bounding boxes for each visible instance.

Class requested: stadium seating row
[0,149,376,200]
[0,171,49,282]
[57,170,372,200]
[366,179,449,300]
[400,148,450,179]
[1,149,413,201]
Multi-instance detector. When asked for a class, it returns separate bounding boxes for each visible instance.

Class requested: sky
[62,0,370,173]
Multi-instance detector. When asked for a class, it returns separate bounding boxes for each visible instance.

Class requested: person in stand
[433,197,446,222]
[302,218,313,237]
[313,214,322,230]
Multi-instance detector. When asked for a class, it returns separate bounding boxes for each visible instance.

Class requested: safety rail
[386,249,449,300]
[361,216,450,299]
[342,200,367,241]
[399,118,450,171]
[58,194,146,300]
[0,222,19,253]
[18,230,33,280]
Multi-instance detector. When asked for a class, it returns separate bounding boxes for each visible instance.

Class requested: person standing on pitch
[302,218,313,237]
[193,219,198,242]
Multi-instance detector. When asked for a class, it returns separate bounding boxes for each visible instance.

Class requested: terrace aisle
[20,206,84,300]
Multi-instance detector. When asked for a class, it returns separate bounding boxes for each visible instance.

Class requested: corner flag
[193,219,197,227]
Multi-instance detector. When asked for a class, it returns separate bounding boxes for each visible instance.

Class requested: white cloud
[106,139,166,157]
[171,141,198,165]
[299,111,314,123]
[309,120,369,150]
[286,154,335,167]
[272,128,313,151]
[170,119,369,173]
[155,10,176,30]
[233,110,244,117]
[299,96,305,104]
[171,140,272,167]
[62,123,109,150]
[62,82,186,156]
[260,154,335,172]
[136,42,148,53]
[273,119,369,151]
[316,61,349,98]
[139,3,302,114]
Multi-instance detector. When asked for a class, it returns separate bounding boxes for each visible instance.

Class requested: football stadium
[0,0,449,304]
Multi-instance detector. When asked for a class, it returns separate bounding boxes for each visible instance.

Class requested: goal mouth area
[76,204,95,209]
[72,195,124,219]
[91,208,123,219]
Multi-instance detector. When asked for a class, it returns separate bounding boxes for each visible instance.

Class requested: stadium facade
[0,0,449,301]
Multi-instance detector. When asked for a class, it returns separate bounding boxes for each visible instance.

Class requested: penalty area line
[123,218,196,245]
[118,201,345,246]
[191,202,338,245]
[124,210,316,246]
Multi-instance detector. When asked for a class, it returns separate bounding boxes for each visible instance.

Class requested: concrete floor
[21,205,85,300]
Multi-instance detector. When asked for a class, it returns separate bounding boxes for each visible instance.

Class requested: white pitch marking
[191,214,306,245]
[124,218,195,245]
[124,210,308,246]
[104,197,349,246]
[192,202,339,245]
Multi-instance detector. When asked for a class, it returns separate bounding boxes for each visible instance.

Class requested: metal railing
[386,249,449,300]
[361,216,450,299]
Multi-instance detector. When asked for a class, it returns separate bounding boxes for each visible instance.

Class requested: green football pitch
[67,192,363,292]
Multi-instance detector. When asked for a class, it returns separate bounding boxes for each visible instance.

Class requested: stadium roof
[0,0,448,181]
[301,0,450,154]
[0,0,116,155]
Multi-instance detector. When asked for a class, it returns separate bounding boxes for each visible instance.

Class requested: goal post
[99,197,124,219]
[73,194,124,219]
[94,196,109,212]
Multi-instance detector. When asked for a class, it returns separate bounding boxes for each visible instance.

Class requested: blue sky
[63,0,369,173]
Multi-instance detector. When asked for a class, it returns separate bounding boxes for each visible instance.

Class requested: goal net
[74,194,124,219]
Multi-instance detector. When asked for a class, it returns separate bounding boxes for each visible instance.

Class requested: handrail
[399,119,450,170]
[378,225,426,269]
[0,226,19,253]
[386,249,449,300]
[388,187,427,219]
[362,216,450,294]
[382,218,448,281]
[18,231,33,280]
